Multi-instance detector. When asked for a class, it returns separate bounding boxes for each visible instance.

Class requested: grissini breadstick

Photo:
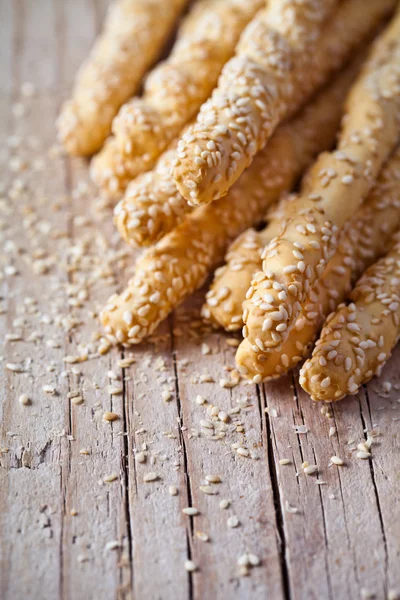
[240,15,400,362]
[236,146,400,382]
[172,0,396,205]
[299,237,400,402]
[57,0,187,157]
[112,0,264,162]
[100,63,360,344]
[202,199,292,330]
[114,142,189,246]
[115,60,360,248]
[90,137,154,199]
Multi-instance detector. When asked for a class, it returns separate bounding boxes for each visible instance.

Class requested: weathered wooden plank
[122,327,191,599]
[0,1,132,599]
[58,0,98,89]
[0,0,14,93]
[16,0,58,91]
[263,362,396,600]
[172,292,286,600]
[359,345,400,598]
[0,0,65,593]
[1,2,400,600]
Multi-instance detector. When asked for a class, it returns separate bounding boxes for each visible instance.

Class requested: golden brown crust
[239,15,400,364]
[112,0,264,161]
[100,62,362,344]
[236,145,400,382]
[57,0,187,157]
[115,59,360,248]
[300,237,400,401]
[172,0,396,205]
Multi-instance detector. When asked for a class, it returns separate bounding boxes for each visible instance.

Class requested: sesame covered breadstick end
[57,0,187,156]
[112,0,264,163]
[241,14,400,356]
[300,238,400,401]
[114,145,191,247]
[236,145,400,382]
[116,55,363,249]
[173,0,396,205]
[102,58,365,344]
[90,137,155,199]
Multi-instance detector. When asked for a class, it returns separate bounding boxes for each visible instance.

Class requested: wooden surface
[0,2,399,599]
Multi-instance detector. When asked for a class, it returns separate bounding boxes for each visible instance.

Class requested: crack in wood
[361,387,389,597]
[170,316,194,600]
[260,384,292,600]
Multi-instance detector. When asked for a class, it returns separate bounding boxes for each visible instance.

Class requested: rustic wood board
[0,2,399,600]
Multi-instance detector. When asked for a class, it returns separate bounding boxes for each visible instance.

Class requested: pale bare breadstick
[236,145,400,382]
[112,0,263,162]
[172,0,396,205]
[57,0,187,157]
[90,137,154,199]
[239,15,400,364]
[116,60,359,247]
[100,63,363,344]
[300,238,400,402]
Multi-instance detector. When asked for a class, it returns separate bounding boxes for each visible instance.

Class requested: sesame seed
[330,456,344,466]
[356,451,372,459]
[227,515,240,528]
[184,560,198,572]
[18,394,30,406]
[143,472,159,483]
[103,411,119,422]
[182,507,199,516]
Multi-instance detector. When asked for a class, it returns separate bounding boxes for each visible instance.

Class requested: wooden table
[0,1,399,599]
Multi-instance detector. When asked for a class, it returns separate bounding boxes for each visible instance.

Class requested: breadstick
[172,0,396,206]
[115,59,359,247]
[57,0,187,156]
[100,63,361,344]
[114,145,187,246]
[202,198,292,330]
[236,145,400,382]
[90,137,154,199]
[112,0,263,162]
[299,238,400,402]
[240,15,400,362]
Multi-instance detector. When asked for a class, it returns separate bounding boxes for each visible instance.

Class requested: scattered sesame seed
[356,451,372,460]
[182,507,199,516]
[18,394,30,406]
[103,411,119,422]
[330,456,344,466]
[184,560,198,572]
[143,472,159,483]
[103,474,118,483]
[227,515,240,528]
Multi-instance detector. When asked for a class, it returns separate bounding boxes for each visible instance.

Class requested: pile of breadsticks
[58,0,400,403]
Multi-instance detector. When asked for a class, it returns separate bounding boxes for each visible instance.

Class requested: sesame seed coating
[112,0,263,163]
[203,57,362,331]
[90,137,154,199]
[172,0,396,205]
[57,0,187,157]
[102,64,361,344]
[300,238,400,401]
[114,141,191,246]
[240,16,400,356]
[116,59,360,249]
[236,144,400,381]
